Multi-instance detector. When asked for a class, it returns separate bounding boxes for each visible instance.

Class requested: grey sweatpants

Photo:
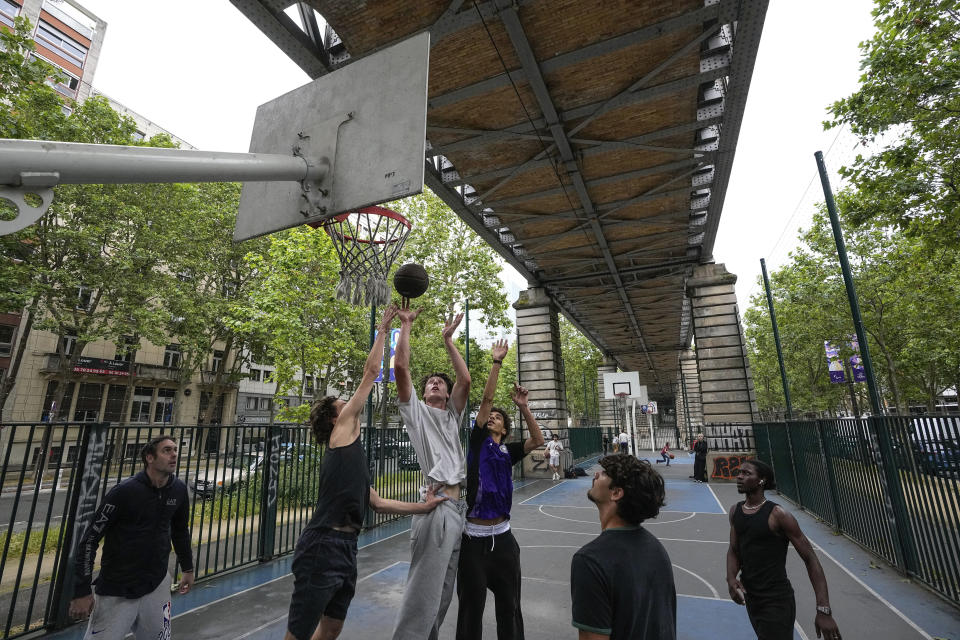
[393,496,467,640]
[82,573,172,640]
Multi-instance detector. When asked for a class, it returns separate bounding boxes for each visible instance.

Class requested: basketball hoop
[315,205,411,306]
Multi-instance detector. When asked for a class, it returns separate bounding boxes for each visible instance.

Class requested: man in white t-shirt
[618,430,630,455]
[545,433,564,480]
[392,300,471,640]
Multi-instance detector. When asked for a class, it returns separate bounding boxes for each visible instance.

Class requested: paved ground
[47,453,960,639]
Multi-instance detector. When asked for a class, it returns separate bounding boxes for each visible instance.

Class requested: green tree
[825,0,960,238]
[559,316,602,424]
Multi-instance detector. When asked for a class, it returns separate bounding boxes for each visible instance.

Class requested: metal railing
[754,415,960,607]
[0,420,516,638]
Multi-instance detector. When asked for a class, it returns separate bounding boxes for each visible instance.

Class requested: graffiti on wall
[711,454,753,480]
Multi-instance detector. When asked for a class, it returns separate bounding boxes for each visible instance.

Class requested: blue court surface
[521,476,725,514]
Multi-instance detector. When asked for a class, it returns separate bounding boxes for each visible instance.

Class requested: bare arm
[394,300,420,403]
[331,305,397,447]
[442,312,471,414]
[726,505,745,604]
[774,506,840,638]
[513,384,545,454]
[368,485,447,515]
[475,339,508,427]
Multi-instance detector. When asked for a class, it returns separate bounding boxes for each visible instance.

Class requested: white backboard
[234,32,429,241]
[602,372,647,402]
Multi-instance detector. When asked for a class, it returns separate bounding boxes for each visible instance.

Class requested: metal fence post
[258,424,281,562]
[871,416,919,574]
[783,421,802,506]
[49,422,106,629]
[814,420,842,533]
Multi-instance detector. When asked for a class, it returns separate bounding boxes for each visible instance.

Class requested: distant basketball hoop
[315,205,411,307]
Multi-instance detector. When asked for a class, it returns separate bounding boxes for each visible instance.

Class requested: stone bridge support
[514,288,568,477]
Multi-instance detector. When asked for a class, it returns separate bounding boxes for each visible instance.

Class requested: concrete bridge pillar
[686,264,757,425]
[514,288,568,477]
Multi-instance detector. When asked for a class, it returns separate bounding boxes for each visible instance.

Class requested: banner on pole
[374,328,400,382]
[848,336,866,382]
[825,341,845,383]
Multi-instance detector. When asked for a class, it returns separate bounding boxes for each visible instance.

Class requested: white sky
[73,0,877,339]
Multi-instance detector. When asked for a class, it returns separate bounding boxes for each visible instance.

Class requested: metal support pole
[815,151,881,415]
[0,139,325,186]
[582,371,588,426]
[365,305,376,477]
[815,150,916,575]
[464,300,470,426]
[760,258,793,419]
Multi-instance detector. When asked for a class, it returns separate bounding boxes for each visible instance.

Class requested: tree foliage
[826,0,960,237]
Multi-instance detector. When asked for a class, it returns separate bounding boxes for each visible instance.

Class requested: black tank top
[303,436,370,532]
[732,500,793,596]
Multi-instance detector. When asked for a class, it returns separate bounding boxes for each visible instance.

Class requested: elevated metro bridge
[233,0,768,431]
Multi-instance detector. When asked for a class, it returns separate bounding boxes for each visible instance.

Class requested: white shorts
[83,574,172,640]
[549,454,560,466]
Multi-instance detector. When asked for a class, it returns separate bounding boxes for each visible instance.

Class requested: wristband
[492,359,502,365]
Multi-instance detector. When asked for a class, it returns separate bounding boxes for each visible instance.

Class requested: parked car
[397,444,420,471]
[192,453,263,498]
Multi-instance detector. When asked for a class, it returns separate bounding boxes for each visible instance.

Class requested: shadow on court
[45,454,960,639]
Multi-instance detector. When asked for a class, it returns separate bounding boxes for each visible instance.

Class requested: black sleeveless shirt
[732,500,793,596]
[303,436,370,532]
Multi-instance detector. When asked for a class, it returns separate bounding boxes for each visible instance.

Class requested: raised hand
[377,304,399,331]
[442,312,464,341]
[491,338,508,362]
[397,297,421,324]
[511,383,529,408]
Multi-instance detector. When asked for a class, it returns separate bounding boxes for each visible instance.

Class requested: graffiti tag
[711,454,753,480]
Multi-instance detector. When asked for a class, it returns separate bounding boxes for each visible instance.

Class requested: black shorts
[287,527,359,640]
[745,591,796,640]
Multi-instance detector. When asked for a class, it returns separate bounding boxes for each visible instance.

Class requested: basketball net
[317,206,411,307]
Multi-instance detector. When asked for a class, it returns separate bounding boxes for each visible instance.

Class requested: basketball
[669,454,675,459]
[393,263,429,299]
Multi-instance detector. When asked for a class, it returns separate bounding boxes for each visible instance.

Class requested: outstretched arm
[475,339,508,427]
[513,384,545,454]
[776,507,840,638]
[332,305,397,446]
[369,485,447,514]
[394,300,421,403]
[442,312,471,414]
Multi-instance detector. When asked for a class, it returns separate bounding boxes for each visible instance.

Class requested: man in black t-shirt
[570,455,675,640]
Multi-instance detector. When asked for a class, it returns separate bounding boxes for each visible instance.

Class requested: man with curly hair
[571,455,675,639]
[284,305,447,640]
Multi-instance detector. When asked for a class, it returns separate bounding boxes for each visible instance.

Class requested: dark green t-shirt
[571,526,676,639]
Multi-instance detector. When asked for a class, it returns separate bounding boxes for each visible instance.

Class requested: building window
[36,21,89,66]
[0,0,20,28]
[103,384,127,422]
[304,375,314,395]
[60,330,78,357]
[154,388,175,423]
[245,396,258,410]
[212,350,224,373]
[130,386,153,423]
[41,0,96,39]
[76,285,93,310]
[46,71,79,98]
[115,336,137,363]
[132,130,145,142]
[248,368,261,382]
[259,397,272,411]
[42,380,75,420]
[73,382,103,422]
[0,324,15,358]
[163,344,181,368]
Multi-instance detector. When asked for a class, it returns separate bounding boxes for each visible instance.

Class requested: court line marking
[795,620,811,640]
[228,561,406,639]
[518,503,727,515]
[672,563,718,598]
[518,480,568,505]
[809,541,933,639]
[536,505,697,525]
[707,483,726,511]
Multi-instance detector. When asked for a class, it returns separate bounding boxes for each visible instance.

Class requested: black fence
[0,421,487,639]
[754,415,960,607]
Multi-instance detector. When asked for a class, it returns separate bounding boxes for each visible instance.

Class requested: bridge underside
[232,0,768,394]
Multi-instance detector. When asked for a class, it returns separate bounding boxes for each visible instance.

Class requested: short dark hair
[141,435,176,465]
[309,396,339,444]
[419,372,453,397]
[599,454,665,524]
[489,407,512,436]
[742,458,776,490]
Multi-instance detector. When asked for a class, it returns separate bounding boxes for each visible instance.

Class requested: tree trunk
[0,298,38,416]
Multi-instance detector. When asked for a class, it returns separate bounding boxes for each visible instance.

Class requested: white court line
[707,483,726,512]
[537,505,696,525]
[228,562,406,640]
[810,541,932,639]
[794,620,811,640]
[518,480,566,505]
[513,526,598,536]
[520,503,724,515]
[672,563,719,598]
[659,537,726,545]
